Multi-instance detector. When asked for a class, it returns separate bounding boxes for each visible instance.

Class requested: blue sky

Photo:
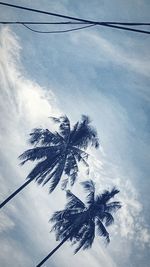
[0,1,150,267]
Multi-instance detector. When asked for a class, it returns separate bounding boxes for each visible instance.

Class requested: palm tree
[0,115,99,209]
[36,180,121,267]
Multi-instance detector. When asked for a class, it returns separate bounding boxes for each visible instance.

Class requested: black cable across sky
[0,1,150,35]
[22,23,96,34]
[0,21,150,26]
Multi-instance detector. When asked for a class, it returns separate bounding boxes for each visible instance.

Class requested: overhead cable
[22,23,95,34]
[0,1,150,35]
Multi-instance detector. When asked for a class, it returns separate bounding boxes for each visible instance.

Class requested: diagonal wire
[0,2,150,35]
[0,21,150,26]
[100,23,150,35]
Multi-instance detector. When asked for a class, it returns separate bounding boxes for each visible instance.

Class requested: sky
[0,1,150,266]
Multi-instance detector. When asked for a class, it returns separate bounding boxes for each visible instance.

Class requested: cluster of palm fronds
[19,115,99,191]
[0,115,121,267]
[51,182,121,252]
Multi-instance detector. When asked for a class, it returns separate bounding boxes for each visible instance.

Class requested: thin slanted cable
[100,23,150,35]
[0,1,149,26]
[1,21,149,35]
[0,21,150,26]
[22,23,96,34]
[10,22,150,35]
[0,1,150,35]
[20,22,150,35]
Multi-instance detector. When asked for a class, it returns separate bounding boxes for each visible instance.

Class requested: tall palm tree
[36,180,121,267]
[0,115,99,209]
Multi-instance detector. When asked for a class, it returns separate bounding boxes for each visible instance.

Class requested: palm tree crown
[19,115,99,192]
[50,180,121,253]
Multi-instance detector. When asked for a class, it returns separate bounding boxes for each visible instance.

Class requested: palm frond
[51,219,72,241]
[18,145,61,165]
[50,115,71,140]
[29,128,62,146]
[100,212,114,226]
[50,210,65,223]
[105,201,122,213]
[50,209,78,224]
[70,115,99,149]
[66,190,85,210]
[74,221,95,253]
[49,185,121,257]
[81,180,95,205]
[26,158,51,182]
[48,156,66,192]
[64,154,78,187]
[61,178,69,190]
[69,121,79,144]
[49,116,61,123]
[58,116,70,140]
[72,147,89,175]
[97,187,120,205]
[72,147,89,164]
[19,114,100,197]
[50,209,83,242]
[26,153,61,184]
[96,218,110,243]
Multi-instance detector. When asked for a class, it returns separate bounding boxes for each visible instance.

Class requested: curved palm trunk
[0,178,34,209]
[36,235,70,267]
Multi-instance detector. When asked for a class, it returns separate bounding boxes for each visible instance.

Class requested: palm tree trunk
[0,178,34,209]
[36,235,70,267]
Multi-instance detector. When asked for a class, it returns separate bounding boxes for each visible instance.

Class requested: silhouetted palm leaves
[36,180,121,266]
[19,115,99,192]
[51,180,121,250]
[0,115,99,209]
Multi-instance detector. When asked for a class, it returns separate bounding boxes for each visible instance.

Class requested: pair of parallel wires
[0,1,150,35]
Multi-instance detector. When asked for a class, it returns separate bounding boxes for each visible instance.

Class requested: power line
[22,23,95,34]
[0,21,150,26]
[1,21,150,35]
[7,22,150,35]
[99,24,150,35]
[0,1,149,26]
[0,1,150,35]
[0,21,90,25]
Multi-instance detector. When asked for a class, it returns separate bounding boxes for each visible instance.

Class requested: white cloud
[137,228,150,247]
[86,153,150,247]
[71,31,150,77]
[0,237,32,267]
[0,26,149,267]
[0,212,15,233]
[0,26,115,267]
[0,26,63,266]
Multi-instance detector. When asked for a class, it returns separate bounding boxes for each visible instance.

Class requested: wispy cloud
[0,26,149,267]
[0,27,117,267]
[87,154,150,246]
[71,31,150,77]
